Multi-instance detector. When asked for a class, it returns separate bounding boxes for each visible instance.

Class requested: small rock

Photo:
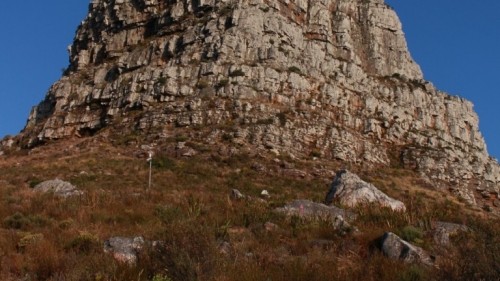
[493,199,500,207]
[260,190,270,198]
[175,142,197,157]
[378,232,434,266]
[251,162,266,172]
[325,170,406,212]
[33,179,83,198]
[264,222,279,232]
[433,221,468,246]
[483,205,492,212]
[230,189,245,200]
[280,161,294,169]
[175,142,185,149]
[218,241,232,256]
[4,138,14,148]
[141,144,153,151]
[270,149,280,156]
[332,215,357,234]
[181,147,197,157]
[283,169,307,178]
[103,236,145,265]
[481,190,492,199]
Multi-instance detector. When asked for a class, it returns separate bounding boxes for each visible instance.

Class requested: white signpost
[147,151,153,189]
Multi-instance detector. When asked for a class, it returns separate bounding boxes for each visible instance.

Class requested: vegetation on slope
[0,138,498,281]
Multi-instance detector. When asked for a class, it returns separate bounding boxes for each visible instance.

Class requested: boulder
[378,232,434,266]
[325,170,406,211]
[276,200,355,230]
[33,179,83,198]
[103,236,145,265]
[433,221,468,246]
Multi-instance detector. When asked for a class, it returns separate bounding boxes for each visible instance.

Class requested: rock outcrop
[325,170,406,211]
[11,0,499,206]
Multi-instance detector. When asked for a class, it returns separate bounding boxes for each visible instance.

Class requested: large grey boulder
[379,232,434,266]
[433,221,469,246]
[33,179,83,198]
[103,236,145,265]
[325,170,406,211]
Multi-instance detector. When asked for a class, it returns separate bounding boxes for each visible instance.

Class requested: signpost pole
[147,151,153,189]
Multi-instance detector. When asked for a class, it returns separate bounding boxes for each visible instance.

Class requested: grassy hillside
[0,137,498,281]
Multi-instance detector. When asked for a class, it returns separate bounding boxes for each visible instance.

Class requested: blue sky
[386,0,500,159]
[0,1,498,159]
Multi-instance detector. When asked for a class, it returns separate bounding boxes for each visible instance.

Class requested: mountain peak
[6,0,499,208]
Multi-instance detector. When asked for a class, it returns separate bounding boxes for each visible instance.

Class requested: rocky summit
[7,0,499,207]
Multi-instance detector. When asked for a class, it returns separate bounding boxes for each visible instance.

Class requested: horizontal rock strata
[14,0,500,205]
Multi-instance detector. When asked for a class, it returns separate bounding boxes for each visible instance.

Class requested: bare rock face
[378,232,434,266]
[325,170,406,211]
[17,0,500,206]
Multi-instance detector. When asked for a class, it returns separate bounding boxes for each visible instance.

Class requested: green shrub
[222,133,234,142]
[256,118,274,125]
[153,156,176,170]
[229,69,245,77]
[3,212,49,230]
[310,150,322,158]
[155,205,183,224]
[215,79,229,89]
[288,66,302,74]
[259,6,270,12]
[398,265,427,281]
[29,178,42,188]
[156,77,167,85]
[399,226,423,243]
[18,233,44,250]
[276,112,288,126]
[65,232,100,253]
[219,4,235,16]
[197,78,210,89]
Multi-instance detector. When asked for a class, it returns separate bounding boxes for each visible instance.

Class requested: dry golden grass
[0,138,498,280]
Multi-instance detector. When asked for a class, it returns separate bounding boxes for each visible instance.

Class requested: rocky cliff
[9,0,500,206]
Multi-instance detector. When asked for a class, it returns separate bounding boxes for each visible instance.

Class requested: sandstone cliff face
[16,0,500,204]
